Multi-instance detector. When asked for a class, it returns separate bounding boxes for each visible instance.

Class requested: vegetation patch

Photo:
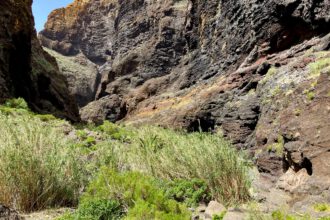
[266,135,284,156]
[303,89,316,101]
[270,210,312,220]
[59,168,191,220]
[260,67,277,85]
[314,203,330,212]
[32,53,56,76]
[127,126,251,205]
[0,98,251,217]
[95,121,132,141]
[308,56,330,78]
[212,211,227,220]
[0,102,85,212]
[247,205,328,220]
[163,178,211,207]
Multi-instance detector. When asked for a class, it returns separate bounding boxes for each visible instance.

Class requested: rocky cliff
[0,0,79,120]
[39,0,330,210]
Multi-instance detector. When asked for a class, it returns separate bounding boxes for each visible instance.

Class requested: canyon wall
[0,0,328,214]
[36,0,330,206]
[0,0,79,120]
[40,0,329,167]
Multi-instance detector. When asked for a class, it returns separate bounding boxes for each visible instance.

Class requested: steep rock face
[40,0,330,205]
[39,0,330,123]
[44,48,99,107]
[0,0,79,120]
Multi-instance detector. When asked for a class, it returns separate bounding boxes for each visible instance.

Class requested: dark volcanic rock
[0,0,79,120]
[39,0,330,123]
[39,0,330,205]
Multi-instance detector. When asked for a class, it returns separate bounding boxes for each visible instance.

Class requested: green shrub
[69,168,191,220]
[0,99,58,122]
[163,178,211,207]
[3,97,29,110]
[0,113,85,212]
[35,114,57,122]
[0,98,31,116]
[126,126,250,205]
[61,122,250,206]
[58,199,123,220]
[95,121,131,141]
[76,130,88,140]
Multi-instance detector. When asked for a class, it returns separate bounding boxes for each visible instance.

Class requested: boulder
[0,205,22,220]
[204,201,226,219]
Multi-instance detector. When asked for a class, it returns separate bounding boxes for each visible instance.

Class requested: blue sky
[32,0,73,32]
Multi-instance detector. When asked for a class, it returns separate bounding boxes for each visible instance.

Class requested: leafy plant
[96,121,131,141]
[3,97,29,110]
[163,178,211,207]
[65,168,191,220]
[75,198,123,220]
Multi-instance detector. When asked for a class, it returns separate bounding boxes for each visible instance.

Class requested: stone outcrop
[0,204,22,220]
[39,0,330,209]
[0,0,79,120]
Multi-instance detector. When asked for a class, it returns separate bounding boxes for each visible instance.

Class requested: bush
[95,121,131,141]
[61,198,123,220]
[126,126,250,205]
[61,121,250,207]
[0,112,85,212]
[68,168,191,220]
[163,179,211,207]
[3,97,29,110]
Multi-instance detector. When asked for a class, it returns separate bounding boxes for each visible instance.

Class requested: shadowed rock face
[0,0,79,121]
[39,0,330,198]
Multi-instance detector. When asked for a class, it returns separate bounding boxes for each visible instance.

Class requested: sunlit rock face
[0,0,79,120]
[39,0,330,193]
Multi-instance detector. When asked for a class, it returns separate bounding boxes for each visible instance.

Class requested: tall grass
[118,126,251,205]
[0,99,251,214]
[0,112,84,212]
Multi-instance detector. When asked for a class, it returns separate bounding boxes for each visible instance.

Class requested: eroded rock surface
[44,48,99,107]
[39,0,330,210]
[0,0,79,120]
